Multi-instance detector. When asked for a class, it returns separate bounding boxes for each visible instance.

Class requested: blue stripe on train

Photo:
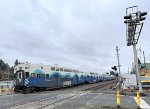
[19,71,103,88]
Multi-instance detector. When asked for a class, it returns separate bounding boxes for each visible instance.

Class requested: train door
[90,76,93,83]
[76,76,78,85]
[54,75,59,87]
[16,70,25,86]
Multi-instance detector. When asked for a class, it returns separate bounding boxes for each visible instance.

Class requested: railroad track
[81,80,117,91]
[52,80,117,92]
[8,80,116,109]
[8,92,87,109]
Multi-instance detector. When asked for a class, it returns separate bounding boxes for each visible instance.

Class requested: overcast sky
[0,0,150,73]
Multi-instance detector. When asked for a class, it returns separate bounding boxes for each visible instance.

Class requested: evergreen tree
[106,72,109,75]
[14,59,19,66]
[0,59,14,80]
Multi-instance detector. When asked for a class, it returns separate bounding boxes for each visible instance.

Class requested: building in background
[140,63,150,76]
[122,74,137,90]
[140,63,150,88]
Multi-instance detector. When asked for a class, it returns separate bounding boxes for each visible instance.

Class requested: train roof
[14,63,103,76]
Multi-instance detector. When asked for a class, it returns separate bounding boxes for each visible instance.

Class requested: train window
[60,68,63,71]
[56,68,59,71]
[14,74,16,79]
[41,66,43,69]
[25,67,29,69]
[19,73,21,78]
[39,74,44,78]
[51,67,55,71]
[19,67,22,70]
[25,72,29,78]
[37,74,39,78]
[46,74,49,78]
[64,69,67,72]
[31,73,36,77]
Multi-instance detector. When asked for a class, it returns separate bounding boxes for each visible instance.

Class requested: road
[1,90,150,109]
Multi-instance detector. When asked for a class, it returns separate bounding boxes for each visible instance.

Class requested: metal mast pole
[133,44,143,92]
[124,6,147,93]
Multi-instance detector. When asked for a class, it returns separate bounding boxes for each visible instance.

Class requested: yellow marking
[141,80,150,82]
[136,92,140,107]
[116,91,120,105]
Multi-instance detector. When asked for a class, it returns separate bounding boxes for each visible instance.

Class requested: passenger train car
[14,63,114,93]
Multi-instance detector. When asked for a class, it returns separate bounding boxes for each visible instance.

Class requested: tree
[110,71,115,75]
[106,72,109,75]
[0,59,8,71]
[14,59,19,66]
[0,59,14,80]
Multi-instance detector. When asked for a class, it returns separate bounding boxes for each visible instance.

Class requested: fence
[0,87,14,95]
[0,81,14,95]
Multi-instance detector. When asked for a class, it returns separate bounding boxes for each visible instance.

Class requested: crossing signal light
[124,14,132,24]
[140,12,147,17]
[111,66,117,71]
[140,17,146,21]
[124,21,127,23]
[124,14,132,19]
[136,11,147,22]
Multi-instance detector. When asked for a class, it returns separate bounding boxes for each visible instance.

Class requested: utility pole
[116,46,121,82]
[6,65,9,88]
[115,46,122,91]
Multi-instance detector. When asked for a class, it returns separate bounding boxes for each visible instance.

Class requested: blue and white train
[14,63,115,93]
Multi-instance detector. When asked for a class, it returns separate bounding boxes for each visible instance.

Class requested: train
[14,63,115,93]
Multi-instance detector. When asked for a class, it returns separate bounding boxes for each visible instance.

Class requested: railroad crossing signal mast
[124,6,147,93]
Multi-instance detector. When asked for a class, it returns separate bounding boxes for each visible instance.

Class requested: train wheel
[23,87,31,94]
